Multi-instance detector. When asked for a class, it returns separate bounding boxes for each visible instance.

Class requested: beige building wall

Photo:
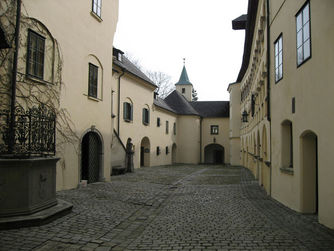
[235,0,271,194]
[269,0,334,229]
[18,0,119,190]
[176,115,201,164]
[228,82,241,166]
[112,70,178,169]
[201,118,230,164]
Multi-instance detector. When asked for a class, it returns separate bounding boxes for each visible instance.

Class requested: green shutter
[147,110,150,124]
[130,104,133,121]
[123,102,127,120]
[142,108,145,124]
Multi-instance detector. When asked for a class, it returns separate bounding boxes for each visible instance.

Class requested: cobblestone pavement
[1,164,334,251]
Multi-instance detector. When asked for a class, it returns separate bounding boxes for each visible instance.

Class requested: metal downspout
[266,0,272,196]
[8,0,22,154]
[117,69,125,137]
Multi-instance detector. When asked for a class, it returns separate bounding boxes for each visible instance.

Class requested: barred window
[27,30,45,79]
[88,63,98,98]
[296,2,311,66]
[92,0,102,17]
[173,122,176,135]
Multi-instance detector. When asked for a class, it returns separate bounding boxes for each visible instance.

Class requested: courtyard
[1,164,334,251]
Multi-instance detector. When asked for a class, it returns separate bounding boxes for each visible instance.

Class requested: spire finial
[183,58,186,66]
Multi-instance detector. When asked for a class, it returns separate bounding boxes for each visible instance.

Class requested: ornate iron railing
[0,105,56,157]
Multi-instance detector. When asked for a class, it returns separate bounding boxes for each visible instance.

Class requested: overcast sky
[114,0,248,101]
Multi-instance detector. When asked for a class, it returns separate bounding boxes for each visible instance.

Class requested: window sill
[87,95,100,102]
[124,119,133,123]
[26,74,53,85]
[90,11,103,22]
[280,166,294,175]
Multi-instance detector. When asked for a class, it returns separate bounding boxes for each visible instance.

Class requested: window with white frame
[88,63,98,98]
[27,30,45,79]
[275,35,283,82]
[296,2,311,66]
[92,0,102,18]
[211,125,219,135]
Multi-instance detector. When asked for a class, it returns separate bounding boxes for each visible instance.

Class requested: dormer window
[118,52,122,62]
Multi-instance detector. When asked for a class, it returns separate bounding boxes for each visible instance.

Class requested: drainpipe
[8,0,22,154]
[199,117,203,163]
[117,69,125,136]
[266,0,273,196]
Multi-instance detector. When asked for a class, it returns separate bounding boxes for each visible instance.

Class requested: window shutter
[142,108,145,124]
[147,110,150,124]
[130,104,133,121]
[123,102,127,120]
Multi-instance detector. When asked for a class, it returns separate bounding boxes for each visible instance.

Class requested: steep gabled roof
[175,65,192,85]
[190,101,230,118]
[164,90,199,116]
[113,48,157,88]
[153,96,176,113]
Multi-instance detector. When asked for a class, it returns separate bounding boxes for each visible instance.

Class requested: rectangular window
[296,2,311,66]
[182,88,185,94]
[166,146,169,155]
[142,108,150,125]
[156,146,160,156]
[173,122,176,135]
[157,117,160,127]
[123,102,133,122]
[210,125,219,135]
[166,121,169,134]
[92,0,102,17]
[274,35,283,82]
[88,63,98,98]
[27,30,45,79]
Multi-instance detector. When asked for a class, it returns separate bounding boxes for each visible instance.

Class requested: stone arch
[300,130,318,214]
[204,144,225,164]
[140,137,150,167]
[80,127,104,184]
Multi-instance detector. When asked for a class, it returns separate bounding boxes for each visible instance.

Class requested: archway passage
[81,132,102,184]
[301,131,318,214]
[140,137,150,167]
[172,143,177,164]
[204,144,225,164]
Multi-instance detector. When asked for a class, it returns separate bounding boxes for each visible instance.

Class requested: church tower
[175,61,193,101]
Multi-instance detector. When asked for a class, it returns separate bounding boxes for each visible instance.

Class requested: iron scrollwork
[0,105,56,157]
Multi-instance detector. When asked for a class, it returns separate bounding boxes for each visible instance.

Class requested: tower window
[182,88,185,94]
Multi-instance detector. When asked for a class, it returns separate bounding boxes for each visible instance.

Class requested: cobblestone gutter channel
[1,165,334,251]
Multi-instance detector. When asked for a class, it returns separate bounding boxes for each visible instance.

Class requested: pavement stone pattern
[0,164,333,250]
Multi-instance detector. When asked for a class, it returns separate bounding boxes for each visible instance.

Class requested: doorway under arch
[172,143,177,164]
[204,144,224,164]
[140,137,150,167]
[300,131,318,214]
[81,131,102,184]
